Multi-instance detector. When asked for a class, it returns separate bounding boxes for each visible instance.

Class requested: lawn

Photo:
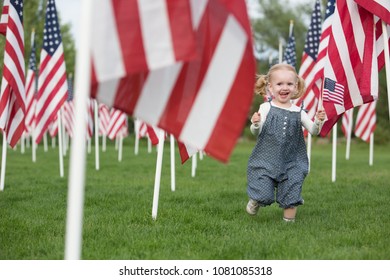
[0,136,389,260]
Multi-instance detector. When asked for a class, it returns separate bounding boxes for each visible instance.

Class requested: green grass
[0,136,389,260]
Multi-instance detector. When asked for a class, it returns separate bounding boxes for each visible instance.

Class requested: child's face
[268,69,297,105]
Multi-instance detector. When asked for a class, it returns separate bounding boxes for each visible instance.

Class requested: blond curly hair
[254,63,305,100]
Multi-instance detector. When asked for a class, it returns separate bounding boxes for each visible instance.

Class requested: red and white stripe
[48,116,58,138]
[25,69,36,134]
[177,141,198,164]
[354,0,390,25]
[341,108,353,138]
[62,99,74,137]
[86,98,94,139]
[34,0,68,144]
[320,0,379,136]
[354,100,377,142]
[107,108,128,140]
[98,103,110,136]
[91,0,255,162]
[0,0,9,35]
[137,119,159,145]
[0,0,25,147]
[295,0,322,125]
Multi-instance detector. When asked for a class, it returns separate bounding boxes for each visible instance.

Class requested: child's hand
[251,112,261,124]
[316,109,326,121]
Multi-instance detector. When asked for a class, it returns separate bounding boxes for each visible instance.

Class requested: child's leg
[283,207,296,221]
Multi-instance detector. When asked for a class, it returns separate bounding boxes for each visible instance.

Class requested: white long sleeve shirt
[250,101,323,136]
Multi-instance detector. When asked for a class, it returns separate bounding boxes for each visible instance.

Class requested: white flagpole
[26,134,30,148]
[43,132,48,152]
[307,133,312,172]
[369,133,374,166]
[170,134,175,192]
[147,137,152,153]
[152,129,165,220]
[62,110,67,157]
[382,21,390,120]
[64,0,92,260]
[191,153,197,177]
[118,135,123,162]
[87,138,91,154]
[345,108,354,160]
[32,126,37,162]
[332,124,337,182]
[57,111,64,178]
[94,99,100,170]
[134,119,139,155]
[21,133,25,154]
[0,133,7,191]
[102,133,106,152]
[278,38,283,63]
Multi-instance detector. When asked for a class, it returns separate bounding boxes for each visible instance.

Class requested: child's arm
[250,102,270,135]
[301,109,326,135]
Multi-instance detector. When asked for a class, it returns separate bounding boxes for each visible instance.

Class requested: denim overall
[246,103,308,209]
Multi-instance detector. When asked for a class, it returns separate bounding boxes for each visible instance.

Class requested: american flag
[25,30,37,134]
[90,0,255,163]
[295,0,322,124]
[107,108,128,140]
[0,0,25,147]
[354,100,377,142]
[62,75,74,137]
[98,103,110,137]
[283,20,296,67]
[322,78,344,106]
[0,0,9,35]
[354,0,390,25]
[320,0,379,136]
[35,0,68,144]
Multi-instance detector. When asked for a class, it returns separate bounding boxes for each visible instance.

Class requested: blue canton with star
[11,0,23,22]
[43,0,62,56]
[304,0,322,60]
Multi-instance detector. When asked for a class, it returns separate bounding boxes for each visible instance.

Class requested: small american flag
[322,78,344,106]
